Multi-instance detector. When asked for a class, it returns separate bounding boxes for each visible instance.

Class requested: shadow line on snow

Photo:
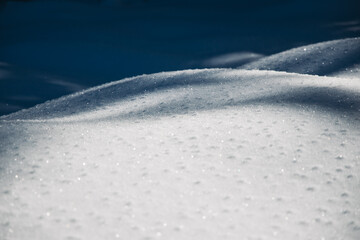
[1,70,359,123]
[77,86,360,124]
[0,70,227,120]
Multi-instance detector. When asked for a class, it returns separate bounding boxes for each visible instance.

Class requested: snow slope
[1,69,360,122]
[241,38,360,78]
[1,65,360,239]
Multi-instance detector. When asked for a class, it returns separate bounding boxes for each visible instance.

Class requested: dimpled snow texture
[0,39,360,240]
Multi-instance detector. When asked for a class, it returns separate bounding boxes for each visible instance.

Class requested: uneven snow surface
[1,39,360,240]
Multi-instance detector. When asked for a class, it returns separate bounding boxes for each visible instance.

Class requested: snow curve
[240,38,360,78]
[1,69,359,122]
[1,48,360,239]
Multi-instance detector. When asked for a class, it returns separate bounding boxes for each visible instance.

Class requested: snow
[241,38,360,77]
[1,1,360,239]
[1,69,360,122]
[1,65,360,239]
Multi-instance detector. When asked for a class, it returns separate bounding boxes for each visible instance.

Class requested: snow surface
[1,50,360,239]
[1,106,360,240]
[241,38,360,78]
[1,69,360,122]
[0,1,360,238]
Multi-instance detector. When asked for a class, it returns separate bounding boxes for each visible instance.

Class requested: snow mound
[241,38,360,78]
[1,63,360,239]
[1,69,359,122]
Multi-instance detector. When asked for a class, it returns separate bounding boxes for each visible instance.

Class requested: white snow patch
[0,67,360,239]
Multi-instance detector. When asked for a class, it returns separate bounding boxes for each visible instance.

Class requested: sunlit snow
[1,44,360,239]
[0,1,360,239]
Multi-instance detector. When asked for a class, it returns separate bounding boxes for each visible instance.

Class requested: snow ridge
[241,38,360,77]
[1,69,359,122]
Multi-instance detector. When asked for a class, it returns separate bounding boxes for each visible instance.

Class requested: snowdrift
[1,38,360,240]
[241,38,360,78]
[1,69,360,122]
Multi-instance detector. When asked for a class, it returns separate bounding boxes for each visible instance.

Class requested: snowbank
[1,69,360,122]
[241,38,360,78]
[1,67,360,239]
